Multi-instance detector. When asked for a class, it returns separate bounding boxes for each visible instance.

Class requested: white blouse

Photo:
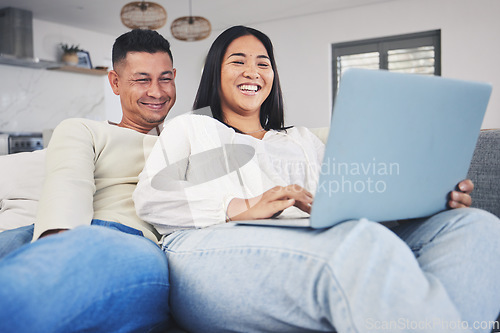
[134,113,325,236]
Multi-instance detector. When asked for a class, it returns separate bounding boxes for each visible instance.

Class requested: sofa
[465,129,500,218]
[1,128,498,233]
[0,128,499,332]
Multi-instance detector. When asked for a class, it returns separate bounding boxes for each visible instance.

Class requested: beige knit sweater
[33,118,161,243]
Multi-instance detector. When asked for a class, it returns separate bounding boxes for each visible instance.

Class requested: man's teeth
[239,85,259,92]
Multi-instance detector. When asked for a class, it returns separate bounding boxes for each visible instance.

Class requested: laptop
[236,68,492,228]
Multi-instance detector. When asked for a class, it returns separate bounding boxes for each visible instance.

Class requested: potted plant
[60,43,82,65]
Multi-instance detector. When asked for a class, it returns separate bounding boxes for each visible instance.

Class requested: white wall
[1,0,499,132]
[0,19,119,132]
[31,20,130,125]
[255,0,500,128]
[33,20,115,68]
[0,63,107,132]
[171,0,500,129]
[165,38,213,118]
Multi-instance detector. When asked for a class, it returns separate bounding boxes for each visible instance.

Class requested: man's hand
[226,185,313,221]
[448,179,474,209]
[39,229,68,238]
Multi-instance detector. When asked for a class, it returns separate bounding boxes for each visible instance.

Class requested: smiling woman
[219,34,274,135]
[193,26,285,137]
[132,25,500,333]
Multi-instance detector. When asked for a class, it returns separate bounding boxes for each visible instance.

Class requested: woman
[134,26,500,332]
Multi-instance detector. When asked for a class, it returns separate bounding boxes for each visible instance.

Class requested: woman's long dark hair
[193,25,285,131]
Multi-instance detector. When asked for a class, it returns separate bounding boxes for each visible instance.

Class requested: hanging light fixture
[120,0,167,30]
[171,0,211,41]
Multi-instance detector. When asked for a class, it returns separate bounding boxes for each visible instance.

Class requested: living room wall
[169,0,500,129]
[1,0,498,132]
[250,0,500,129]
[0,20,116,132]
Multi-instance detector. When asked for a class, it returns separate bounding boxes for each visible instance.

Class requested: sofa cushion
[309,127,329,144]
[467,129,500,218]
[0,149,45,232]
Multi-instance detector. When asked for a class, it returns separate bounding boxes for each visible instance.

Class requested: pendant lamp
[171,0,211,41]
[121,1,167,30]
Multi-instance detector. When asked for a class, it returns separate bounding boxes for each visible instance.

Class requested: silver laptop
[236,68,492,228]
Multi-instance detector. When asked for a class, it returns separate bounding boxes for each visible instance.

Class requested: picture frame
[76,50,92,69]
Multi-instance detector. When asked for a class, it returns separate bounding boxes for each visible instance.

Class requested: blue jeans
[0,224,35,260]
[0,220,147,260]
[0,221,170,333]
[162,208,500,332]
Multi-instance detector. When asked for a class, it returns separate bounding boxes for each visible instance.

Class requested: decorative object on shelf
[120,0,167,29]
[76,50,92,69]
[60,43,82,65]
[171,0,211,41]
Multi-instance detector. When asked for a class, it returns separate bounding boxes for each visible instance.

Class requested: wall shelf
[0,54,108,76]
[0,54,58,68]
[47,66,108,76]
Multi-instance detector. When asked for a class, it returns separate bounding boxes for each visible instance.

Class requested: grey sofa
[467,129,500,333]
[467,129,500,218]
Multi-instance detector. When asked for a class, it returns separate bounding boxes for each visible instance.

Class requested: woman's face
[219,34,274,118]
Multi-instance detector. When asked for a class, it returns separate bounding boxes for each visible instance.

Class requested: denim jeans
[0,220,147,260]
[162,208,500,333]
[0,221,170,333]
[0,224,35,260]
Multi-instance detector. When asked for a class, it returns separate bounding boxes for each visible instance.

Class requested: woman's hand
[226,185,313,221]
[448,179,474,208]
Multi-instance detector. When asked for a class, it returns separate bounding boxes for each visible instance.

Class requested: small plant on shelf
[59,43,82,65]
[60,43,82,54]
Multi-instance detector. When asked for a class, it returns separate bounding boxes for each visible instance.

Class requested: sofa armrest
[466,129,500,218]
[309,127,329,144]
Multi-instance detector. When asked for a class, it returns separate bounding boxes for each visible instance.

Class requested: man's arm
[39,229,68,238]
[33,119,97,241]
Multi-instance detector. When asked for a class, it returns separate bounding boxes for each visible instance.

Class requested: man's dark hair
[193,25,285,132]
[112,29,173,67]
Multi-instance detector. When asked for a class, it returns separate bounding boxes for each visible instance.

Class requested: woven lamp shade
[171,16,211,41]
[120,1,167,30]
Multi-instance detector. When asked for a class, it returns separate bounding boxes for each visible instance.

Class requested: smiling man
[0,29,175,332]
[108,46,176,133]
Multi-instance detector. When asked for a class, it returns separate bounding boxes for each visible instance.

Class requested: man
[0,29,176,332]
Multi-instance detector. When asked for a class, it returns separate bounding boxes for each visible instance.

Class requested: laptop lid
[309,68,492,229]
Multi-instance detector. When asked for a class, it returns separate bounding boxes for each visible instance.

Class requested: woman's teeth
[239,84,259,92]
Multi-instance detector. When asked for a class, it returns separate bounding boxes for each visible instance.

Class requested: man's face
[109,51,176,133]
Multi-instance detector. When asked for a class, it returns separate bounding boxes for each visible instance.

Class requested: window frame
[331,30,441,104]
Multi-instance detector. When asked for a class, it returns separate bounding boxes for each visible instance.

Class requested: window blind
[332,30,441,104]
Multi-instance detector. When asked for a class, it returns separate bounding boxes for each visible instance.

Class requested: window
[332,30,441,103]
